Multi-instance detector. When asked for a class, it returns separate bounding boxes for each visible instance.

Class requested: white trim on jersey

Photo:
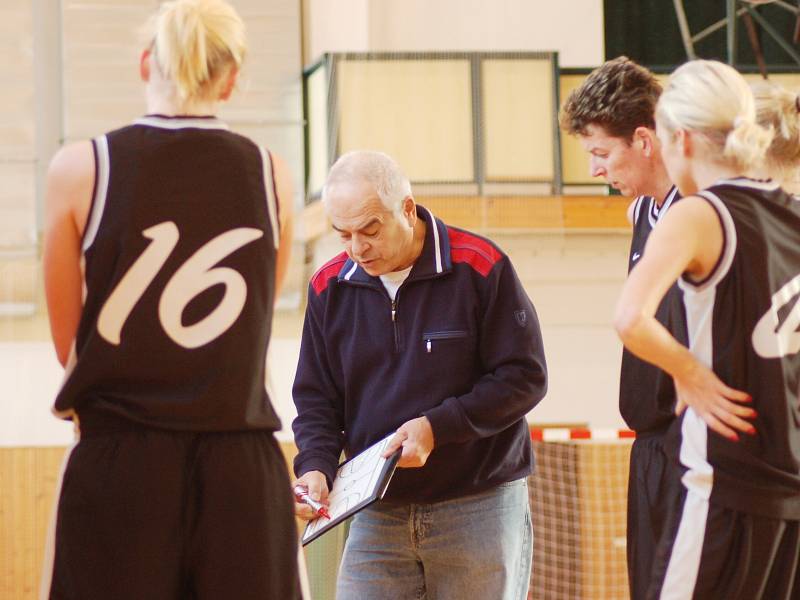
[715,177,780,192]
[83,135,110,251]
[52,343,80,420]
[39,440,78,600]
[658,186,679,222]
[132,116,230,131]
[647,197,658,228]
[647,186,679,228]
[658,487,710,599]
[659,280,717,598]
[681,286,718,372]
[259,147,281,250]
[632,195,646,226]
[678,191,738,294]
[422,206,443,273]
[678,282,717,491]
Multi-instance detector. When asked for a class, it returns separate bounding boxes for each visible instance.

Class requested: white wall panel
[61,2,150,141]
[368,0,604,68]
[0,6,36,247]
[304,0,604,68]
[303,0,369,62]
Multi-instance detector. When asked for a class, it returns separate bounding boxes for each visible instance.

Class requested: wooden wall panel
[337,59,475,183]
[559,74,594,186]
[418,195,630,230]
[482,59,555,181]
[0,447,67,600]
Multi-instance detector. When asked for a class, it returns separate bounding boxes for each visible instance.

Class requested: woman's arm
[270,152,294,298]
[42,141,94,366]
[613,197,756,440]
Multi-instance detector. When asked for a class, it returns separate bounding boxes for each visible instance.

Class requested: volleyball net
[528,431,632,600]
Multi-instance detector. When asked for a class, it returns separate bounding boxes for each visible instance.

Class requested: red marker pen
[293,485,331,520]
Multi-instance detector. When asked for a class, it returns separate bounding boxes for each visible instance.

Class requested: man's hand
[292,470,329,521]
[674,361,756,441]
[382,416,435,468]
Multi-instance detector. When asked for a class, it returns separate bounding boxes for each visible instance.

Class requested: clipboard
[301,432,401,546]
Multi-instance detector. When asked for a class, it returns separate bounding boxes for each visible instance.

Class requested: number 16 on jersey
[97,221,263,349]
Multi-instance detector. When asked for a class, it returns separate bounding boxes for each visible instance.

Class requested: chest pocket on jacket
[422,330,469,353]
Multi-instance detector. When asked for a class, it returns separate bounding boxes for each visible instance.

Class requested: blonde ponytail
[656,60,773,172]
[724,116,774,172]
[146,0,246,102]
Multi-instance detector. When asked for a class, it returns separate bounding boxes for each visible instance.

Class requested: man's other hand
[383,416,435,468]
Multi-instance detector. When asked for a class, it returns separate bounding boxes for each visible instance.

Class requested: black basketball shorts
[42,414,301,599]
[648,488,799,599]
[627,433,684,600]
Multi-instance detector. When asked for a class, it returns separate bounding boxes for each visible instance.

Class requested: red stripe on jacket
[311,252,348,295]
[447,227,502,277]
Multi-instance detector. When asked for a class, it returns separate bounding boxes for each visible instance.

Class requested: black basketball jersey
[53,115,282,432]
[620,187,687,434]
[670,178,800,518]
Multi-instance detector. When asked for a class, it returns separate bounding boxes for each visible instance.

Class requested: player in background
[40,1,299,597]
[616,59,800,599]
[560,57,685,600]
[753,81,800,194]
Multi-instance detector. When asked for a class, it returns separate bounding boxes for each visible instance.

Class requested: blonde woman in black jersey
[41,1,299,597]
[616,59,800,600]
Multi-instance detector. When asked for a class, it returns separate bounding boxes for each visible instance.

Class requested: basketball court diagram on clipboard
[302,433,401,545]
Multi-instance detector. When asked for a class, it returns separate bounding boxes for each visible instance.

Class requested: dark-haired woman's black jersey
[53,115,282,432]
[620,186,686,434]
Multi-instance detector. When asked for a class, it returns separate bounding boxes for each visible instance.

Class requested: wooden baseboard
[416,195,630,230]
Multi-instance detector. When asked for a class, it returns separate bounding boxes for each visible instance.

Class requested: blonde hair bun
[146,0,246,102]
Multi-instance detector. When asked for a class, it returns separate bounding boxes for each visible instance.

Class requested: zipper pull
[426,339,431,353]
[391,300,396,322]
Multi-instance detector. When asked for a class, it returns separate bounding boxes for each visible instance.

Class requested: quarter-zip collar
[336,204,452,287]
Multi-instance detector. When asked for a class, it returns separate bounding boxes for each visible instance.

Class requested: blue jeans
[336,478,533,600]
